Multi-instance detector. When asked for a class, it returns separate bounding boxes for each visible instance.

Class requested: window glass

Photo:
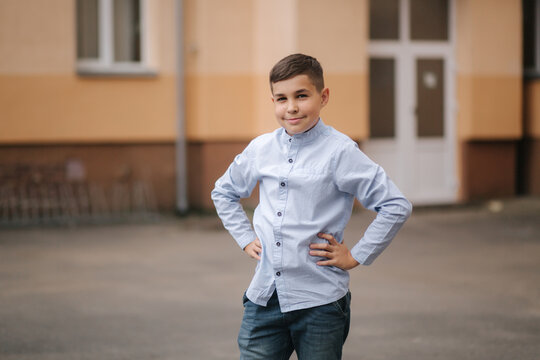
[77,0,99,59]
[416,58,444,137]
[369,58,396,138]
[113,0,141,62]
[410,0,448,41]
[369,0,400,40]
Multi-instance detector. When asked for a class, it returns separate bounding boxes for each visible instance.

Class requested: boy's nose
[287,101,298,113]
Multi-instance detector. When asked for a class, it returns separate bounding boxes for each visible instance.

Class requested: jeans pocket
[331,291,351,316]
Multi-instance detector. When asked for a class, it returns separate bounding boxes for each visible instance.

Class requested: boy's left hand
[309,233,360,270]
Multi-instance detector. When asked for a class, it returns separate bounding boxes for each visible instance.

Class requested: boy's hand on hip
[244,238,262,260]
[309,233,359,270]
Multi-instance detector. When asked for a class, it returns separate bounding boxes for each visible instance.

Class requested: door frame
[365,0,458,204]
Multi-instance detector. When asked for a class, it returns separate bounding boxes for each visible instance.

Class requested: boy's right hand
[244,238,262,260]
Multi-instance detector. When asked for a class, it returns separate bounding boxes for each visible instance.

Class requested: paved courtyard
[1,198,540,360]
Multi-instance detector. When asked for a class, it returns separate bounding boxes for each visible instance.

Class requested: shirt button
[276,271,281,277]
[288,159,293,163]
[277,212,282,217]
[280,182,286,187]
[289,138,292,142]
[276,242,281,247]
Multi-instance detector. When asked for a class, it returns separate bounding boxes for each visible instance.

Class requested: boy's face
[271,74,329,135]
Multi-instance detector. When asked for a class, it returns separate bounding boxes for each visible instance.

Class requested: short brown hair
[269,53,325,93]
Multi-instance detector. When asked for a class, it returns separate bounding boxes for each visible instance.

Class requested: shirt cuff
[236,231,258,250]
[350,240,378,266]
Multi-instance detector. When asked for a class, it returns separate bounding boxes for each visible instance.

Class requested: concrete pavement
[1,197,540,359]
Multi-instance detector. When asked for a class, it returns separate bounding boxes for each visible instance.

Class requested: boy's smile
[271,74,329,135]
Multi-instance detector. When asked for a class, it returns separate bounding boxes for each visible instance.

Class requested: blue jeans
[238,291,351,360]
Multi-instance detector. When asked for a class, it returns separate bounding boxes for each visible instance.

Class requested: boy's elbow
[210,189,217,205]
[210,187,226,205]
[384,197,412,220]
[210,186,219,200]
[211,184,240,205]
[402,198,413,219]
[210,185,224,205]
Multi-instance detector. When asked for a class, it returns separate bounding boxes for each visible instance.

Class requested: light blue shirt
[211,119,412,312]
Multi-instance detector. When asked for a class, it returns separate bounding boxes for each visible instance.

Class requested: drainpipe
[175,0,189,213]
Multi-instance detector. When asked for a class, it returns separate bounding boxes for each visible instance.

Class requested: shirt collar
[280,118,328,145]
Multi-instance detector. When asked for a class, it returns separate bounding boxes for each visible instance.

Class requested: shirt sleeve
[332,141,412,265]
[211,142,259,250]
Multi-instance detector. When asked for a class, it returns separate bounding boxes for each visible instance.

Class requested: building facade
[0,0,538,217]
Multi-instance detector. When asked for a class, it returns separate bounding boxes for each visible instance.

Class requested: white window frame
[76,0,155,76]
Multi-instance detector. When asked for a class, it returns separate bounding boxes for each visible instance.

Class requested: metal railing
[0,163,159,227]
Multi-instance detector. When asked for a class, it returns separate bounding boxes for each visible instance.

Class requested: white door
[364,0,457,204]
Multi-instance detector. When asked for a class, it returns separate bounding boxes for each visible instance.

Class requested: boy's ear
[321,88,330,107]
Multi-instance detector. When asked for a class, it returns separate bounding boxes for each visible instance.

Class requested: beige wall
[184,0,369,142]
[0,0,525,145]
[0,75,177,143]
[456,0,522,140]
[0,0,178,143]
[0,0,74,74]
[297,0,369,139]
[184,0,256,140]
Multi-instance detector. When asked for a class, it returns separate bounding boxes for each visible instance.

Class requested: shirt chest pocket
[288,169,335,194]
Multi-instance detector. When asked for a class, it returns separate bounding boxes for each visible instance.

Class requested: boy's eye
[276,97,286,102]
[297,94,307,98]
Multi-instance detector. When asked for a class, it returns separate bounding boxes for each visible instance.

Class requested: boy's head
[269,53,324,94]
[269,54,329,135]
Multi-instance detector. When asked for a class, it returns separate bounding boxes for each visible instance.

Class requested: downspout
[175,0,189,213]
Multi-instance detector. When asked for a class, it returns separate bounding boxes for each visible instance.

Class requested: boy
[211,54,412,360]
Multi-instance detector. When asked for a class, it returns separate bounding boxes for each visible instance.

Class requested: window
[523,0,540,77]
[409,0,448,41]
[369,58,396,138]
[369,0,400,40]
[369,0,449,42]
[76,0,153,75]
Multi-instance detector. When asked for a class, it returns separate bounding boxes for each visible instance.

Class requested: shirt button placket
[273,136,299,301]
[273,194,285,292]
